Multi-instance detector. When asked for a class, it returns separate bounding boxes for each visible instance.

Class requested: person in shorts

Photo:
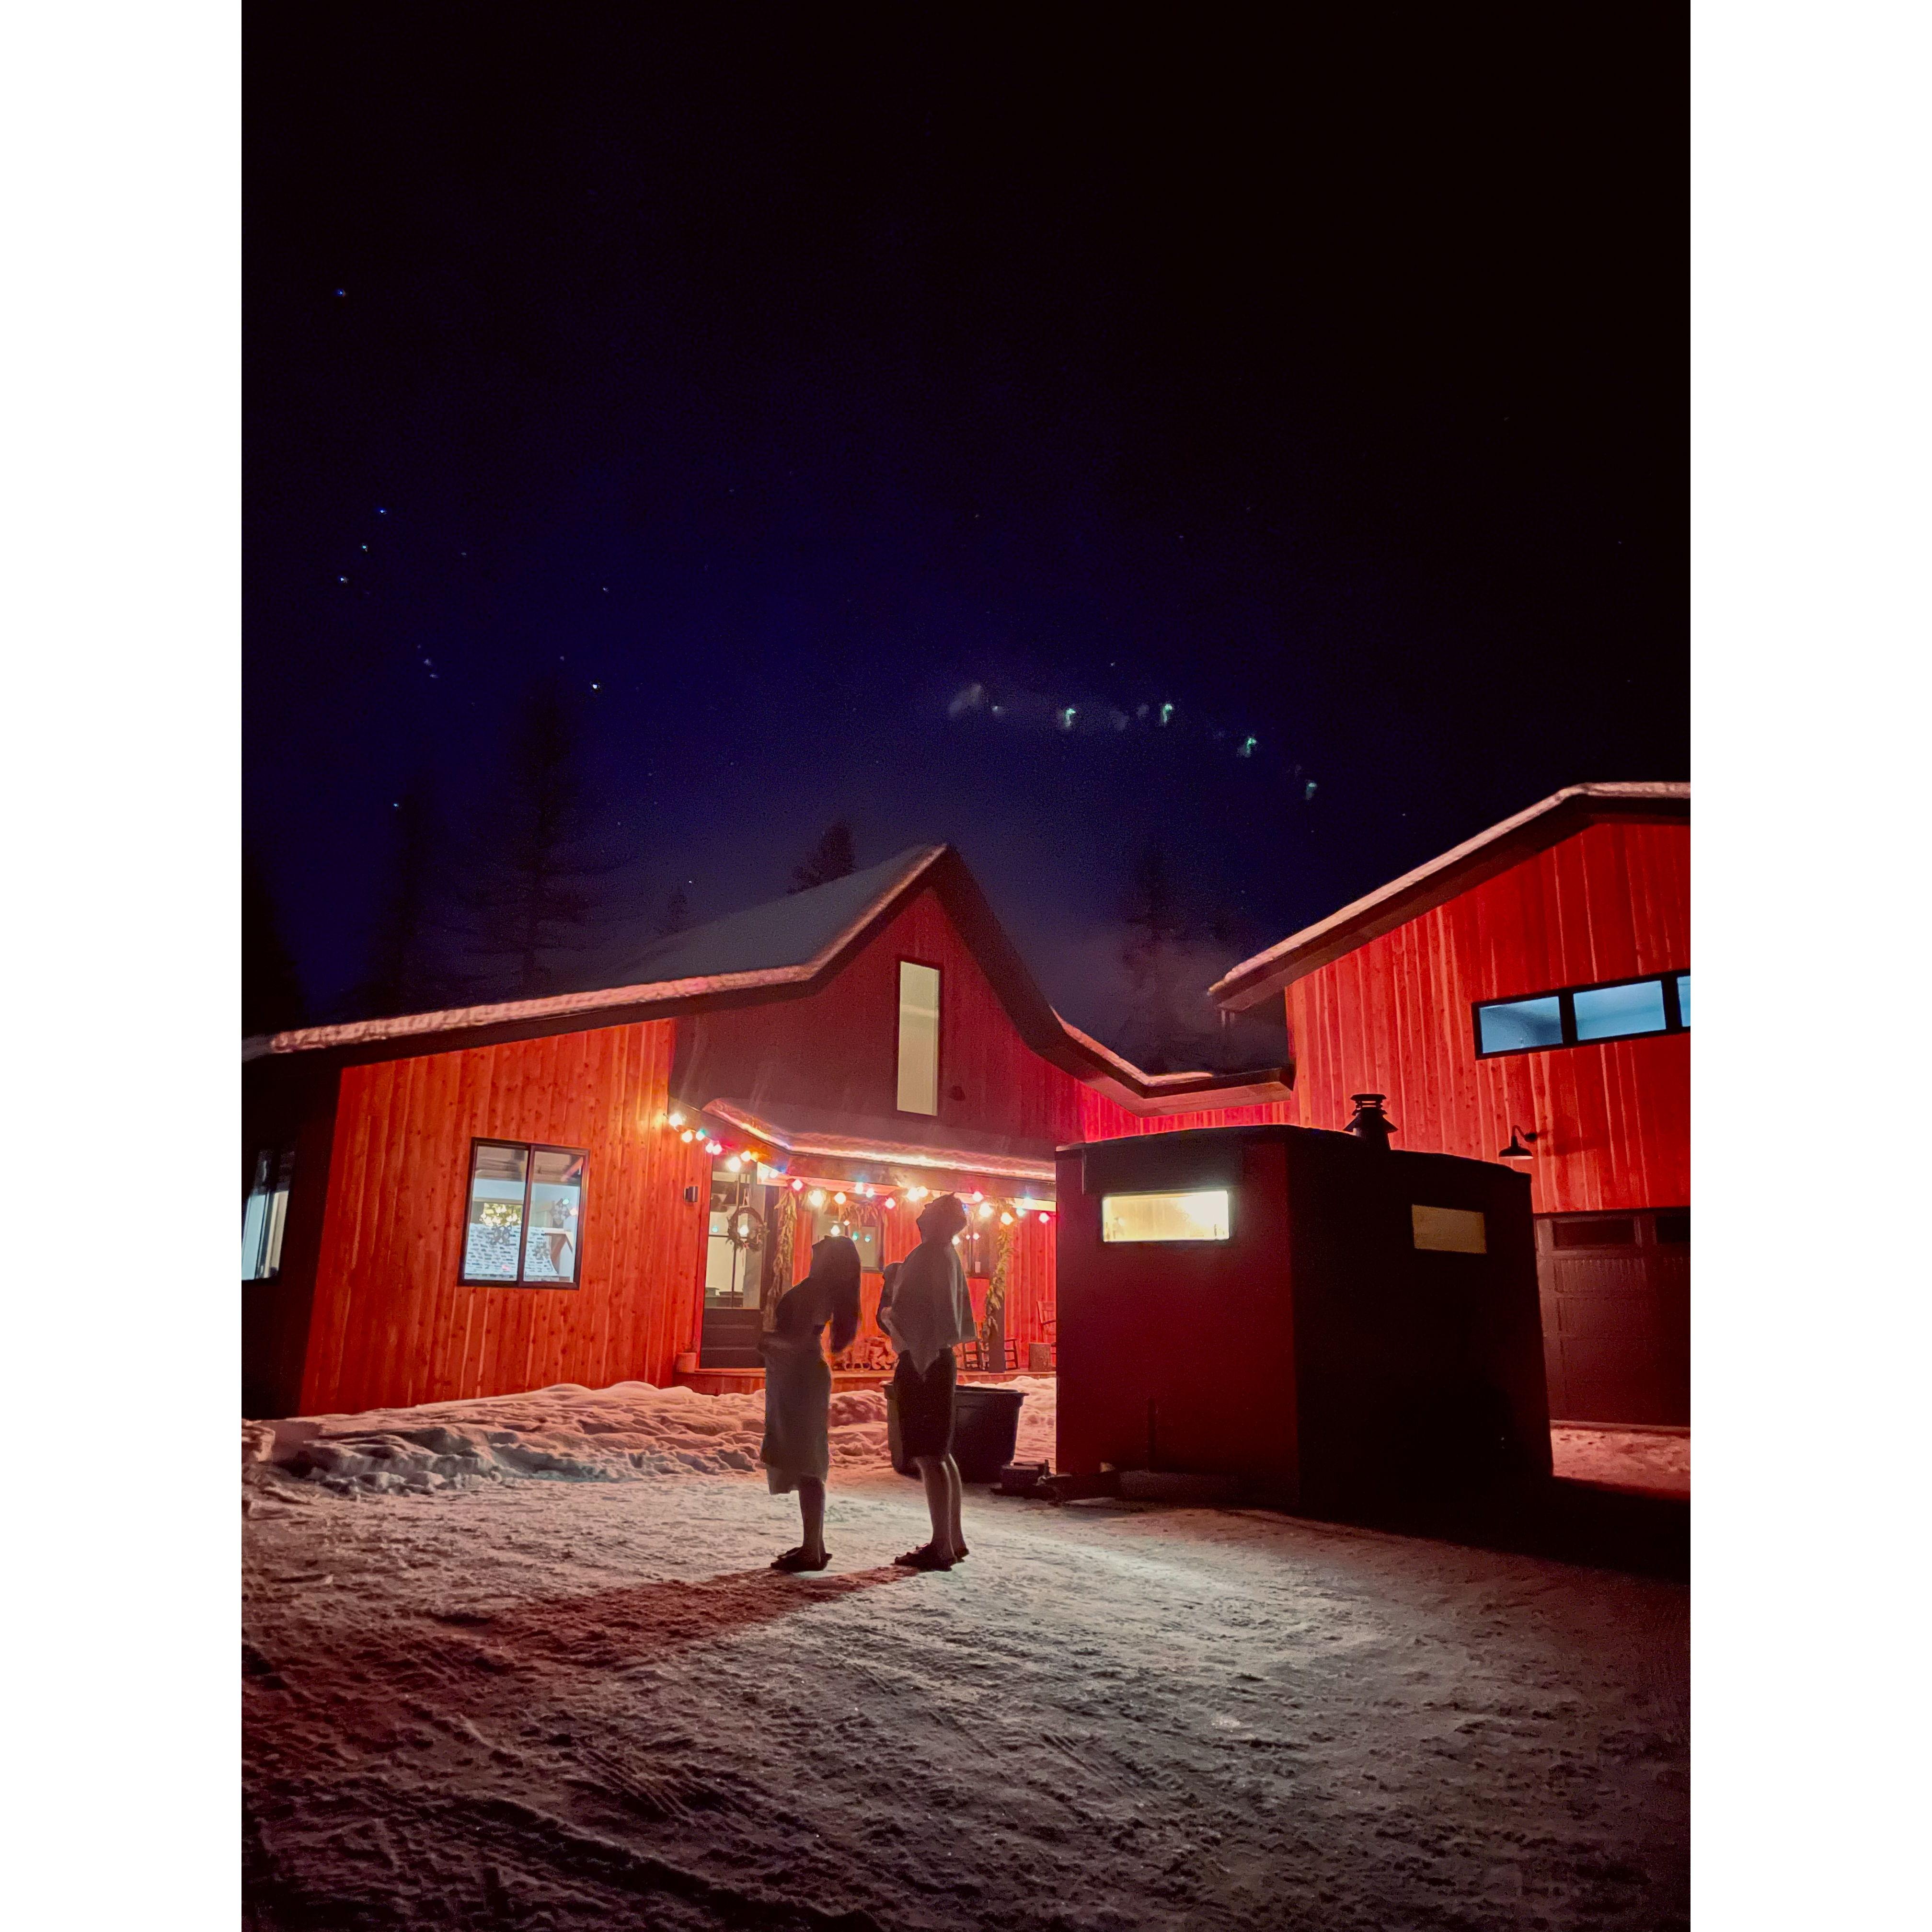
[881,1194,976,1569]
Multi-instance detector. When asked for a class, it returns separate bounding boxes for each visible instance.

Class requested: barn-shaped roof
[248,843,1289,1113]
[1210,782,1690,1012]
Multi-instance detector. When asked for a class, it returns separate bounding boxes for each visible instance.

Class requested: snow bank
[1550,1424,1690,1497]
[251,1376,1061,1498]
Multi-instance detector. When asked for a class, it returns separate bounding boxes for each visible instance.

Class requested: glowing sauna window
[1101,1190,1230,1243]
[896,961,941,1115]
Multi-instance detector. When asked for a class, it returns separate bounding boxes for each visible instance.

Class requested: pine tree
[789,819,857,893]
[460,681,619,999]
[357,773,449,1019]
[243,849,308,1037]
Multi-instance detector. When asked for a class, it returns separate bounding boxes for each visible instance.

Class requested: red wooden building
[242,846,1289,1419]
[1210,782,1690,1425]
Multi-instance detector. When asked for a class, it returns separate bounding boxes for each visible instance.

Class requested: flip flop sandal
[893,1544,955,1571]
[770,1547,831,1573]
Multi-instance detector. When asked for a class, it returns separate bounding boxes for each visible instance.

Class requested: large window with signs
[1475,972,1689,1058]
[462,1140,586,1286]
[242,1149,295,1280]
[896,961,941,1115]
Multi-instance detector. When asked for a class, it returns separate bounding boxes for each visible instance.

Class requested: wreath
[724,1204,765,1252]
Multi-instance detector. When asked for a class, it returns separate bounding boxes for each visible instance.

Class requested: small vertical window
[242,1149,295,1280]
[1674,973,1690,1028]
[463,1140,586,1287]
[896,961,941,1115]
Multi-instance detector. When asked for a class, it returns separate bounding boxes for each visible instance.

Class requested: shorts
[893,1348,957,1460]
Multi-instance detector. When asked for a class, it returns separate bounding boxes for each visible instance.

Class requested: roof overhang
[1210,782,1690,1012]
[698,1101,1058,1185]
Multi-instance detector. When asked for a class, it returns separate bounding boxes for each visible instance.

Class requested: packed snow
[244,1377,1688,1929]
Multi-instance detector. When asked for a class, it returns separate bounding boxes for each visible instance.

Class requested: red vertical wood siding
[1283,820,1688,1213]
[301,1020,711,1415]
[678,886,1105,1147]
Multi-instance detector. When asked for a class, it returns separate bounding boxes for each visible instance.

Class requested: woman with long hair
[758,1234,862,1572]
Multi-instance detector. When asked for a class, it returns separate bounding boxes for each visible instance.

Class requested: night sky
[246,9,1685,1043]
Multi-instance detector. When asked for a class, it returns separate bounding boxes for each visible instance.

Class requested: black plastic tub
[887,1383,1026,1483]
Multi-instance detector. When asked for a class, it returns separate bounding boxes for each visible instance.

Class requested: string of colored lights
[652,1107,1055,1225]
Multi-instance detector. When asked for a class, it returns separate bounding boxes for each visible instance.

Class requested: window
[1477,995,1564,1054]
[462,1140,586,1286]
[242,1149,294,1280]
[896,961,941,1115]
[1552,1215,1637,1249]
[1101,1190,1231,1243]
[1412,1204,1487,1254]
[1475,971,1690,1057]
[811,1210,882,1273]
[1574,979,1667,1042]
[956,1220,992,1277]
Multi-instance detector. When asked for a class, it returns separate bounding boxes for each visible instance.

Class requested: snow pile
[1551,1425,1690,1497]
[250,1375,1060,1498]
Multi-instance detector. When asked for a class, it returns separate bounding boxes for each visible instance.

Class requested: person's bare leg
[794,1477,828,1564]
[913,1455,958,1562]
[943,1455,966,1558]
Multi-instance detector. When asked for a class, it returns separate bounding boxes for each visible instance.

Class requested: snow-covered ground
[244,1380,1688,1930]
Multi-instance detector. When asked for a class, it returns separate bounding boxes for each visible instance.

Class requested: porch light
[1498,1126,1541,1160]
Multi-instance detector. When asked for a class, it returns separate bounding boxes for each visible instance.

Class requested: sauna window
[1412,1204,1487,1253]
[1476,994,1564,1054]
[1101,1190,1231,1243]
[896,961,941,1115]
[1573,979,1667,1042]
[241,1148,295,1280]
[462,1139,586,1287]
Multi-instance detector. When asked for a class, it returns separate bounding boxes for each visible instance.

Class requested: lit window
[1574,978,1667,1041]
[1477,995,1564,1054]
[1412,1204,1487,1254]
[462,1140,586,1286]
[896,961,941,1115]
[242,1149,294,1280]
[1101,1190,1230,1243]
[1475,971,1690,1057]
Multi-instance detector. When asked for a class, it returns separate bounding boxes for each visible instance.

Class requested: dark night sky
[246,8,1685,1043]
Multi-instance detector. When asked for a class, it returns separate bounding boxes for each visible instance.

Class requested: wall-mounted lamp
[1498,1126,1541,1160]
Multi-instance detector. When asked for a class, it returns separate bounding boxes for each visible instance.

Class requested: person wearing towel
[758,1234,862,1572]
[880,1194,977,1570]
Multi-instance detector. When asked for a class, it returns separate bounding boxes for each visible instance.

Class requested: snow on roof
[608,847,945,984]
[249,846,948,1060]
[1210,782,1690,1012]
[247,840,1292,1112]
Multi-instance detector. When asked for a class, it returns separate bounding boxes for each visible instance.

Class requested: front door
[700,1176,770,1368]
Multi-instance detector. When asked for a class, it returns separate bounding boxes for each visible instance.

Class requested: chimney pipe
[1345,1093,1397,1150]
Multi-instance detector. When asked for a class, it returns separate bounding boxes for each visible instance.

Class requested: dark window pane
[1552,1216,1638,1249]
[1675,974,1690,1028]
[1654,1210,1690,1245]
[522,1149,584,1283]
[1478,996,1564,1053]
[1574,979,1668,1042]
[465,1144,527,1281]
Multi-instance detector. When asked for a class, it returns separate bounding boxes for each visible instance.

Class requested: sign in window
[462,1139,586,1286]
[1101,1190,1231,1243]
[1412,1204,1487,1254]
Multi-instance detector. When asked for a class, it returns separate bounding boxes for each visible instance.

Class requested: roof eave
[1210,782,1690,1011]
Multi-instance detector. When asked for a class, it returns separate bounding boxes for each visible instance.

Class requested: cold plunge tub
[886,1381,1025,1484]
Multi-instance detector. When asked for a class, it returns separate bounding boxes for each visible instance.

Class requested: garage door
[1536,1209,1690,1425]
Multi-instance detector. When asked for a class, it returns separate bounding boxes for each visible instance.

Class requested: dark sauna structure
[1053,1122,1553,1516]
